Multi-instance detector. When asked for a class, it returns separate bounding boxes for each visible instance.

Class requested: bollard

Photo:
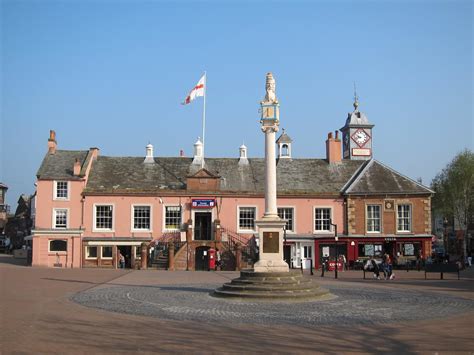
[300,261,303,275]
[310,258,314,275]
[321,261,325,277]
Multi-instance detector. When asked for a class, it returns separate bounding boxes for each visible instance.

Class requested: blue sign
[192,199,216,208]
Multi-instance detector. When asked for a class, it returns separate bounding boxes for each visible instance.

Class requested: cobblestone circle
[72,284,474,326]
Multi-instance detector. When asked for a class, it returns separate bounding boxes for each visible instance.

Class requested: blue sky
[1,0,472,205]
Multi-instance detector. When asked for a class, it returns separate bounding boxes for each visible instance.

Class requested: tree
[431,149,474,259]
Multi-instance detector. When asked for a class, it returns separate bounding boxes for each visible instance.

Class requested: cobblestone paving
[72,283,474,326]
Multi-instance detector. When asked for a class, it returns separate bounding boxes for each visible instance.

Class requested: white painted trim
[162,204,183,232]
[131,204,153,232]
[365,204,382,234]
[47,239,68,253]
[396,202,413,233]
[52,208,69,229]
[237,205,258,234]
[313,206,333,234]
[85,245,98,259]
[87,241,144,246]
[32,229,84,236]
[277,205,296,233]
[100,245,113,259]
[53,181,70,201]
[191,208,214,241]
[93,203,115,232]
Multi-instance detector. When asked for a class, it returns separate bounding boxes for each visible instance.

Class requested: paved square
[1,255,473,353]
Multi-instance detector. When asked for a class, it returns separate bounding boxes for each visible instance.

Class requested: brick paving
[1,254,473,354]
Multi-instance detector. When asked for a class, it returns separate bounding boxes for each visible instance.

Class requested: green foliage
[431,149,474,255]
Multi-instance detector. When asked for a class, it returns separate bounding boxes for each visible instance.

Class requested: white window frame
[53,181,70,200]
[131,204,152,232]
[93,204,115,232]
[162,205,182,232]
[101,246,113,259]
[237,206,258,233]
[52,208,69,229]
[277,206,295,233]
[397,203,412,233]
[366,204,382,233]
[313,207,333,233]
[85,246,98,259]
[48,239,67,253]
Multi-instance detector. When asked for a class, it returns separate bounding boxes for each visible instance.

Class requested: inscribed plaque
[263,232,279,253]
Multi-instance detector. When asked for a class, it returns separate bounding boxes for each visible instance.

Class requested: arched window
[281,144,289,157]
[49,240,67,252]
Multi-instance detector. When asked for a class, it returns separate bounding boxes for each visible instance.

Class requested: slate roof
[82,156,366,195]
[342,160,434,195]
[36,150,89,180]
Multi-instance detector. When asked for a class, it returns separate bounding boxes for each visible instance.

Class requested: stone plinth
[253,217,289,273]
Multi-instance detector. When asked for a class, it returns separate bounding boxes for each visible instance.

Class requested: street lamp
[330,219,338,279]
[350,241,355,269]
[443,217,448,258]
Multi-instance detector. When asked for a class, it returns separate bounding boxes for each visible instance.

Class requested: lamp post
[330,219,338,279]
[443,217,448,259]
[350,241,355,269]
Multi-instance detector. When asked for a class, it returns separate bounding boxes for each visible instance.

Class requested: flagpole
[201,71,207,169]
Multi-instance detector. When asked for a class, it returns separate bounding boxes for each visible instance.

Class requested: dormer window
[54,181,69,200]
[276,129,293,159]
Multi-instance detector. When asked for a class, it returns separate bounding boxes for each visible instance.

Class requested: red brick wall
[347,196,431,235]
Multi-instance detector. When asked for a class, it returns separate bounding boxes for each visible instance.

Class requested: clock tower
[340,94,374,160]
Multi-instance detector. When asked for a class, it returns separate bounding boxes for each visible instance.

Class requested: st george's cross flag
[182,74,205,105]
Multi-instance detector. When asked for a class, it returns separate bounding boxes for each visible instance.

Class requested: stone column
[264,127,278,218]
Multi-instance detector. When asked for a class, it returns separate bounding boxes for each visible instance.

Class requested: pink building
[32,100,433,270]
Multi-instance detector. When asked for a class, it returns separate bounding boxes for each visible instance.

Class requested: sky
[1,0,472,206]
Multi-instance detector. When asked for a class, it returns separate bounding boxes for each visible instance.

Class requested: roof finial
[353,82,359,110]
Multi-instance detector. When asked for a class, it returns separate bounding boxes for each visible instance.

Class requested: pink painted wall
[80,194,344,238]
[35,180,85,229]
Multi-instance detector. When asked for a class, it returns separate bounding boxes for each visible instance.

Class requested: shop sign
[385,237,397,241]
[191,199,216,208]
[328,261,343,271]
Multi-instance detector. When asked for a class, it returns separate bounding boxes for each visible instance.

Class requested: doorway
[194,212,212,240]
[195,246,210,271]
[117,246,132,268]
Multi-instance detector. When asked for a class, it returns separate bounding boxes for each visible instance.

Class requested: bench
[424,263,460,280]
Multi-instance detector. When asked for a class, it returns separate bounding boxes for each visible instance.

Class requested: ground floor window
[399,242,421,257]
[101,246,112,259]
[358,243,383,258]
[86,246,98,259]
[49,240,67,252]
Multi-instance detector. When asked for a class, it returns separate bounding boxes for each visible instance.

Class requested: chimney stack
[48,130,57,154]
[73,158,81,176]
[326,130,342,164]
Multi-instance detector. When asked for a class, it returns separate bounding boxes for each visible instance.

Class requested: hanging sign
[192,199,216,208]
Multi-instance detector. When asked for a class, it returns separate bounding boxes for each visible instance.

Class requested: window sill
[237,230,257,234]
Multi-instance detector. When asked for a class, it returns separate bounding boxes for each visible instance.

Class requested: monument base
[214,269,330,300]
[254,217,288,273]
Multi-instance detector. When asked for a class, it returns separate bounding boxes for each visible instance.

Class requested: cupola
[276,129,292,158]
[144,143,155,164]
[192,137,204,166]
[239,143,248,165]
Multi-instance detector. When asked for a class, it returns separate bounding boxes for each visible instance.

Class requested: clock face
[352,129,370,147]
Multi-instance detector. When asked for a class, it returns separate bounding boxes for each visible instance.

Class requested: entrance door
[194,212,212,240]
[302,245,313,269]
[195,246,210,271]
[117,246,132,268]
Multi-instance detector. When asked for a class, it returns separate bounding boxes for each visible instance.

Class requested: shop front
[314,236,432,269]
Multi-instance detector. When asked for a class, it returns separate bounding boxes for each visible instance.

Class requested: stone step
[221,282,322,292]
[230,278,313,286]
[213,287,330,299]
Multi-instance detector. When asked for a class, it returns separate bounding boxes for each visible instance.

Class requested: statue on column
[263,72,278,104]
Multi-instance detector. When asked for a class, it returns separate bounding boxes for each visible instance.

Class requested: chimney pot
[328,132,333,139]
